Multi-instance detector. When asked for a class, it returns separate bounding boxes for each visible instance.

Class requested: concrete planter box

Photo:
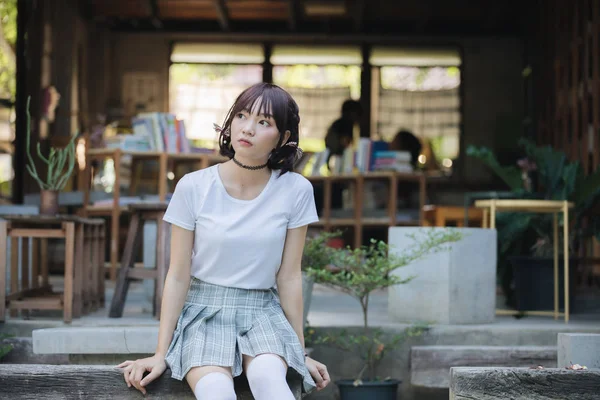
[388,227,497,325]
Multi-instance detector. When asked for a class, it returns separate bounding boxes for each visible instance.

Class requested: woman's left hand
[305,356,330,391]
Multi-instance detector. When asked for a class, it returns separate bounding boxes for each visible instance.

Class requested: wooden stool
[422,205,484,227]
[109,203,170,319]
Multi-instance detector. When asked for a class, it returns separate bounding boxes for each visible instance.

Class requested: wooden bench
[450,367,600,399]
[0,364,304,399]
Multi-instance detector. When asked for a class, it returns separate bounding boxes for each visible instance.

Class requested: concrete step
[449,367,600,400]
[411,345,557,388]
[0,364,304,399]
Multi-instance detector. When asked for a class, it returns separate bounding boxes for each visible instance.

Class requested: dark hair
[218,83,301,175]
[390,130,422,167]
[341,99,362,117]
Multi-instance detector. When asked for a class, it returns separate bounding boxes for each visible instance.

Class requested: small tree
[305,228,463,384]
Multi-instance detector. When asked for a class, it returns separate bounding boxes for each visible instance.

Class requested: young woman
[117,83,330,399]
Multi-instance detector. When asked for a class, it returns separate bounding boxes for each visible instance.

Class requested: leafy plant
[467,138,600,254]
[301,230,342,272]
[25,96,77,191]
[0,333,13,360]
[305,229,464,383]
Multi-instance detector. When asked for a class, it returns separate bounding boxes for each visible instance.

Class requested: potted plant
[467,138,600,311]
[305,229,463,400]
[301,230,342,328]
[24,96,77,215]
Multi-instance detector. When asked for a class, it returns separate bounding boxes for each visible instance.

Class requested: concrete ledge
[33,327,159,354]
[411,345,557,388]
[0,364,304,399]
[558,333,600,369]
[449,367,600,400]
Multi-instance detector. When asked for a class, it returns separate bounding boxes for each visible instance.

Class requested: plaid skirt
[165,278,316,394]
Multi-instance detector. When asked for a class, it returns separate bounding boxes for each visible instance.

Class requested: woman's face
[230,97,286,163]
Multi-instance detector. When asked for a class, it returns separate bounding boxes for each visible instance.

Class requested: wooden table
[474,199,574,322]
[0,215,105,323]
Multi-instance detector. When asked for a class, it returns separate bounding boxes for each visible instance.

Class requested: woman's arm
[155,224,194,356]
[276,225,308,349]
[119,224,193,394]
[277,225,331,391]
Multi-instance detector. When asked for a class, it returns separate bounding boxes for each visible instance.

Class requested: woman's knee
[186,366,235,400]
[245,353,288,383]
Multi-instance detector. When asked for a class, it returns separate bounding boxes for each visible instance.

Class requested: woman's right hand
[117,353,167,395]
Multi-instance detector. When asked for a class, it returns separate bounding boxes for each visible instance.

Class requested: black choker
[232,157,268,170]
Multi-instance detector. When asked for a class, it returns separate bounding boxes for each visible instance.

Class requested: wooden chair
[109,203,170,319]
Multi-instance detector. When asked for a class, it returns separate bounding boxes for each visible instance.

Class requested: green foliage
[0,0,16,100]
[467,138,600,255]
[24,97,77,191]
[305,229,464,382]
[302,230,342,272]
[465,145,523,191]
[0,332,13,359]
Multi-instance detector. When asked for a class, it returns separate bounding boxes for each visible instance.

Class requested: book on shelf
[106,112,192,153]
[328,139,415,174]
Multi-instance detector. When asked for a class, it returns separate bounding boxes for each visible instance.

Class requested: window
[169,43,264,149]
[272,45,362,153]
[370,47,462,170]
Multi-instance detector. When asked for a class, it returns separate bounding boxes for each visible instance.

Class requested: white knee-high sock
[246,354,295,400]
[193,372,236,400]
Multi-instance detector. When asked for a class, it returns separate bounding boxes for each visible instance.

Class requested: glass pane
[378,66,461,168]
[169,64,263,148]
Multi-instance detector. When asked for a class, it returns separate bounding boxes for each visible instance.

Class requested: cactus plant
[25,96,77,191]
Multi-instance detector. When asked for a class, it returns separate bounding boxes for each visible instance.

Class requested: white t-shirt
[162,164,319,289]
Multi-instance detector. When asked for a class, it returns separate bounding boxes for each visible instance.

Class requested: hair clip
[213,123,230,137]
[283,141,303,160]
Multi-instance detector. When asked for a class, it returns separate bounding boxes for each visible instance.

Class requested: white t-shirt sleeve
[288,177,319,229]
[163,174,196,231]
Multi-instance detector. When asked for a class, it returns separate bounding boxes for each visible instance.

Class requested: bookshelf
[307,171,427,248]
[81,148,227,280]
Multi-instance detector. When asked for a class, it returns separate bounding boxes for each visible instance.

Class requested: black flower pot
[336,379,401,400]
[509,256,577,312]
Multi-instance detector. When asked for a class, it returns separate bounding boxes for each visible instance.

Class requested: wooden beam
[0,365,303,399]
[287,0,298,31]
[214,0,230,32]
[148,0,162,29]
[353,0,365,32]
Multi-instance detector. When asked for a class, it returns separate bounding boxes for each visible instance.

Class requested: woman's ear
[283,130,291,144]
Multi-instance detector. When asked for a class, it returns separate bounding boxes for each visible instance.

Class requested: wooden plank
[109,212,141,318]
[31,238,38,289]
[40,239,48,287]
[214,0,230,31]
[63,222,75,323]
[9,229,65,238]
[10,237,18,317]
[412,346,557,389]
[0,220,7,321]
[0,364,303,399]
[449,367,600,400]
[593,0,600,170]
[9,296,63,310]
[6,285,53,301]
[127,268,157,280]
